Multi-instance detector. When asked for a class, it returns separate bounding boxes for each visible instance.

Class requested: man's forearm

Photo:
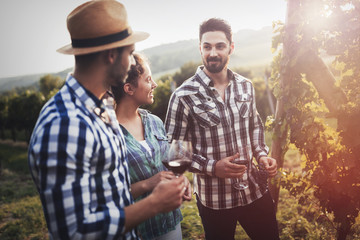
[123,194,158,233]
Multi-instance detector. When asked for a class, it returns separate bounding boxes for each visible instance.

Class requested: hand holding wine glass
[232,147,250,190]
[162,140,192,177]
[232,158,249,190]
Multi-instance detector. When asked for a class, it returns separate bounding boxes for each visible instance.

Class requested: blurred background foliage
[1,0,360,239]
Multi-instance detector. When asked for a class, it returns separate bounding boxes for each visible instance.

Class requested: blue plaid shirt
[28,74,137,239]
[120,109,182,240]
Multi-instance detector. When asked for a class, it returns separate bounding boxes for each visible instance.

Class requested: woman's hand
[131,171,174,199]
[146,171,175,191]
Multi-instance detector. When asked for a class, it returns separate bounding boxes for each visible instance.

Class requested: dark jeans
[196,191,280,240]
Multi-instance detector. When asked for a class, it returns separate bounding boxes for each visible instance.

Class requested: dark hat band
[71,29,130,48]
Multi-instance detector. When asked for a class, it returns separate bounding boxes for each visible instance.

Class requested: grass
[1,142,360,239]
[0,142,48,240]
[0,143,38,204]
[0,196,48,240]
[179,172,341,240]
[180,172,250,240]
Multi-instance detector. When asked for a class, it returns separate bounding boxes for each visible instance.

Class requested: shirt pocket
[154,132,169,157]
[235,94,252,118]
[192,101,220,128]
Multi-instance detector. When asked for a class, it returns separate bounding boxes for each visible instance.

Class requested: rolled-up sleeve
[29,116,127,239]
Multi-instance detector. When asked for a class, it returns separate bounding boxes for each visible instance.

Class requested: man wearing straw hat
[28,1,186,239]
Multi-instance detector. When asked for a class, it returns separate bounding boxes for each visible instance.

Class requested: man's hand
[124,175,185,232]
[151,172,192,201]
[150,175,186,213]
[259,156,277,177]
[214,153,247,178]
[183,176,192,201]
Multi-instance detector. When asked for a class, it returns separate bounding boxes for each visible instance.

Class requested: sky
[0,0,286,78]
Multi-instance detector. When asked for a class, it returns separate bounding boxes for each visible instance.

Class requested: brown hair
[112,52,148,103]
[199,18,232,43]
[75,47,124,71]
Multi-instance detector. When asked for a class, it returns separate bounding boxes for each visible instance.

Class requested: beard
[112,72,127,87]
[203,56,229,73]
[107,57,129,87]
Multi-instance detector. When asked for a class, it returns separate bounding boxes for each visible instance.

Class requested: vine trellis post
[269,0,360,239]
[270,0,349,210]
[269,0,300,210]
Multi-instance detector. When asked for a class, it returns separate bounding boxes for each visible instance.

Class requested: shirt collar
[119,108,149,138]
[174,66,244,97]
[66,74,115,107]
[196,66,236,87]
[65,74,116,125]
[137,108,150,125]
[66,73,99,109]
[196,66,212,86]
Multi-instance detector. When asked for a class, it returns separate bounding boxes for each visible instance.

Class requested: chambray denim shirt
[120,109,182,240]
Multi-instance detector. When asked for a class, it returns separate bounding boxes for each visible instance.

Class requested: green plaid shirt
[120,109,182,240]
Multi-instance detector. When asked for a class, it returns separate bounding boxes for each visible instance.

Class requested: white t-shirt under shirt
[138,140,152,157]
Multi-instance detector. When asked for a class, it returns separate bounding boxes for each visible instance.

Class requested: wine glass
[162,140,192,177]
[232,147,250,190]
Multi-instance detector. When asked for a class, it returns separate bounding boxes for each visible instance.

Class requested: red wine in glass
[162,158,191,176]
[232,158,249,190]
[163,140,192,176]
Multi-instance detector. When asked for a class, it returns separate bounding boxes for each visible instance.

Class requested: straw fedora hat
[57,0,149,55]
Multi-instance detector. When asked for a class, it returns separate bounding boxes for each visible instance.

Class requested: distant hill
[0,26,275,93]
[0,68,72,92]
[142,26,274,74]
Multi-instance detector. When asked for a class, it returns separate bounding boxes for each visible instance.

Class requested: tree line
[0,75,63,143]
[0,62,274,144]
